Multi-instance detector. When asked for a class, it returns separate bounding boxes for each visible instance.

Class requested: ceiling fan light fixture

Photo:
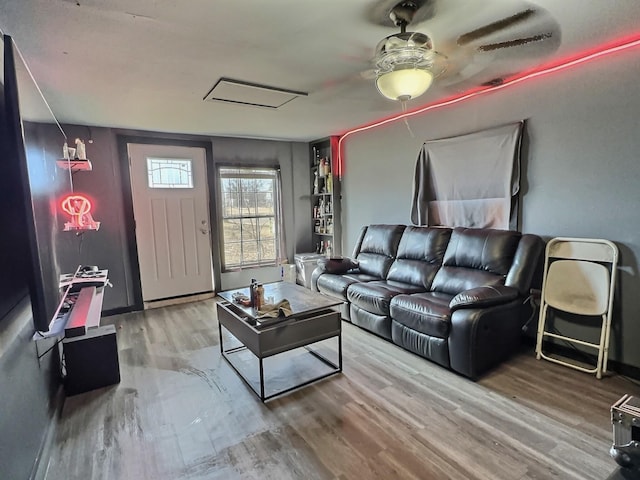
[376,67,434,101]
[374,31,440,101]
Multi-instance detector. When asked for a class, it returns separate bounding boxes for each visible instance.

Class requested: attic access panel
[203,78,307,108]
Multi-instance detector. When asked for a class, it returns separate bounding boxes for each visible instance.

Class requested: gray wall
[340,47,640,368]
[0,301,59,479]
[23,124,137,311]
[24,125,311,309]
[209,137,311,290]
[1,124,310,477]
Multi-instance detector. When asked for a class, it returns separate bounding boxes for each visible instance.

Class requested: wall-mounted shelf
[56,159,93,172]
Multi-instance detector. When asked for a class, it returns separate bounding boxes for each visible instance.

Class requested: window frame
[217,166,281,271]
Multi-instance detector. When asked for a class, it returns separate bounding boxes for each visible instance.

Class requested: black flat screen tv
[1,35,62,332]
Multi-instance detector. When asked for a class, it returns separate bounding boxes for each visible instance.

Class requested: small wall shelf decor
[56,159,93,172]
[58,139,92,172]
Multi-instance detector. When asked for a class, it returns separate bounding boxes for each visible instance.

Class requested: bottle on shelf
[75,138,86,160]
[324,240,332,257]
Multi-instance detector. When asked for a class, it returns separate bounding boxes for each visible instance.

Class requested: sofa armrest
[448,300,529,379]
[506,234,544,295]
[316,257,359,274]
[449,285,519,312]
[310,258,360,292]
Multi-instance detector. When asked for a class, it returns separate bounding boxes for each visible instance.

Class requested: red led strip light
[335,34,640,177]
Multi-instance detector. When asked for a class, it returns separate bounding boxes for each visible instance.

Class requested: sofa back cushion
[431,227,521,295]
[386,227,452,289]
[355,224,405,278]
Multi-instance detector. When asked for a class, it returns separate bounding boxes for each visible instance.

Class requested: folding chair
[535,237,618,379]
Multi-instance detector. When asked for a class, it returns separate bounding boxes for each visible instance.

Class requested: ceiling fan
[365,0,561,101]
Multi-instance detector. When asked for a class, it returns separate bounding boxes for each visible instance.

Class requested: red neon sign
[60,194,101,231]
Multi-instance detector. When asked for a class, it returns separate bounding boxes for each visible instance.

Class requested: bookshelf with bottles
[310,137,341,257]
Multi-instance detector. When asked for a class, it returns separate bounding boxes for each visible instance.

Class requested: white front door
[128,143,214,301]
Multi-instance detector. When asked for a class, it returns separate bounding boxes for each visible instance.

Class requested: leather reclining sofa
[311,224,544,379]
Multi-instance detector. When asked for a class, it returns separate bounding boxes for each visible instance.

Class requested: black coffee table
[216,282,342,402]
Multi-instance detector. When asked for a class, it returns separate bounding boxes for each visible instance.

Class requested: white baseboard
[143,291,215,310]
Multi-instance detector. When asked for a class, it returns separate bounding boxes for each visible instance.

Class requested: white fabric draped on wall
[410,122,524,230]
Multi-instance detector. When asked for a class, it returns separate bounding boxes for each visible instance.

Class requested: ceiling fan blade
[436,49,493,86]
[478,33,553,52]
[480,73,519,87]
[360,69,377,80]
[457,9,537,46]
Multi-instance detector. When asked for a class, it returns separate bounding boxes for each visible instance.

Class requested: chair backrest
[544,260,610,315]
[541,237,618,317]
[548,238,618,263]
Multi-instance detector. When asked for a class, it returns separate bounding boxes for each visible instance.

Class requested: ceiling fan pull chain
[400,100,415,138]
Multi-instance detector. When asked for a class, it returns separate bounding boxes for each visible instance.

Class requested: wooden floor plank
[43,298,640,479]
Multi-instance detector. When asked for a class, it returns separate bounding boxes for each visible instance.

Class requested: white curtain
[275,168,287,263]
[411,122,523,229]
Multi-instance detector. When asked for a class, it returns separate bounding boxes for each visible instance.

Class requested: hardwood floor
[43,299,640,480]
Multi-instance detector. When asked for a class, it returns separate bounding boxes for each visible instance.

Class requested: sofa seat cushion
[316,272,378,301]
[390,292,455,339]
[347,280,425,316]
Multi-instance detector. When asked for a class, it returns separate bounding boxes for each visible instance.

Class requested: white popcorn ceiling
[1,0,639,141]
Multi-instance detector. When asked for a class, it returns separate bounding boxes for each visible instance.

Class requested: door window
[147,158,194,189]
